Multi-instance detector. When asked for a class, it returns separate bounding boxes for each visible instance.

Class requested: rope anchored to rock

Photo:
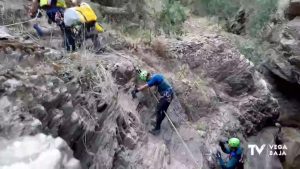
[0,10,41,27]
[149,90,203,169]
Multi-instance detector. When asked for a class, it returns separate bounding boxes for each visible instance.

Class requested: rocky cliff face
[0,22,281,169]
[0,1,296,169]
[256,1,300,169]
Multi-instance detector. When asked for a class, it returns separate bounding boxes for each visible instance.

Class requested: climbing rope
[0,10,41,27]
[149,90,202,169]
[0,18,36,27]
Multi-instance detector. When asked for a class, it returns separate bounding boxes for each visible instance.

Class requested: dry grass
[57,50,118,131]
[151,38,169,57]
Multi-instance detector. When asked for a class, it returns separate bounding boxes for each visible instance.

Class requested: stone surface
[286,0,300,18]
[0,6,285,169]
[0,134,82,169]
[0,27,13,40]
[280,127,300,169]
[244,127,283,169]
[289,55,300,68]
[280,17,300,56]
[112,60,135,85]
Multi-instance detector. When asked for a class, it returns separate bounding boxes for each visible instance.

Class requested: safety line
[149,90,202,169]
[0,10,41,27]
[0,18,36,27]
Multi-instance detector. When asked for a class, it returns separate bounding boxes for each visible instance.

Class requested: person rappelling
[132,70,174,135]
[216,138,244,169]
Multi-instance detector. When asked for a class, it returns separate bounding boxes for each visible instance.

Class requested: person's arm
[137,84,149,91]
[219,157,238,169]
[219,141,231,154]
[30,0,39,17]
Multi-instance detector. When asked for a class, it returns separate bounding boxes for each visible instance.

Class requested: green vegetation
[157,0,187,35]
[235,38,265,66]
[199,0,278,38]
[247,0,278,37]
[200,0,240,19]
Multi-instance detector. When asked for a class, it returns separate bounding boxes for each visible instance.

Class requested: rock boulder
[280,127,300,169]
[0,134,81,169]
[286,0,300,18]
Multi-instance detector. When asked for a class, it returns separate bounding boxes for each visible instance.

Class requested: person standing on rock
[29,0,72,50]
[61,0,103,52]
[30,0,66,23]
[131,70,173,135]
[216,138,244,169]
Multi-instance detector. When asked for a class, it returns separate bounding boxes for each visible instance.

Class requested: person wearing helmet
[216,138,244,169]
[132,70,173,135]
[29,0,71,50]
[29,0,66,25]
[63,0,103,52]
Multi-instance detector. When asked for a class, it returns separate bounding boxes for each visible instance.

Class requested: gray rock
[289,55,300,68]
[44,49,63,60]
[264,50,294,82]
[123,134,137,150]
[280,17,300,55]
[112,61,135,85]
[0,134,82,169]
[280,127,300,169]
[286,0,300,18]
[3,79,23,94]
[225,70,255,96]
[0,27,13,40]
[29,104,47,122]
[244,127,283,169]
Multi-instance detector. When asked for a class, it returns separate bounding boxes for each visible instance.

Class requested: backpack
[74,3,97,23]
[64,3,97,27]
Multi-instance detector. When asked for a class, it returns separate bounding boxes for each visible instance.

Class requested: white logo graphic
[248,144,266,155]
[248,144,287,156]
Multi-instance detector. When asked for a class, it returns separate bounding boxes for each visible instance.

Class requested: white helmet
[71,0,82,5]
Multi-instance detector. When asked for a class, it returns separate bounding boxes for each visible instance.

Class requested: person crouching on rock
[61,0,103,52]
[29,0,66,36]
[216,138,244,169]
[131,70,173,135]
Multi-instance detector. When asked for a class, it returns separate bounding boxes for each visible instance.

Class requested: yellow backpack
[75,3,97,23]
[39,0,66,8]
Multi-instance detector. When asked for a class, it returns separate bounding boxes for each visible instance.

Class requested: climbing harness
[149,90,203,169]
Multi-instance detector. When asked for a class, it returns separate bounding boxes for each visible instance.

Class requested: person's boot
[149,128,160,136]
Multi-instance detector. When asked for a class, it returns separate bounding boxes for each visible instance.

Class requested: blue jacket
[218,143,243,169]
[46,6,64,23]
[147,74,173,96]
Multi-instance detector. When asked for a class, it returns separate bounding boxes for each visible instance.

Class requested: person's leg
[92,33,101,50]
[64,27,75,51]
[85,23,100,50]
[155,97,171,130]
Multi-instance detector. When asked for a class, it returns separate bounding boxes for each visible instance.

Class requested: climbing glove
[131,88,139,99]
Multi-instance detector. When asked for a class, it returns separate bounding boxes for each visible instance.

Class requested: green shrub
[247,0,278,37]
[200,0,240,19]
[158,0,187,35]
[235,39,264,66]
[198,0,278,38]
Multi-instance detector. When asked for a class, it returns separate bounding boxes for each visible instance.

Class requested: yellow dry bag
[95,22,104,33]
[75,3,97,23]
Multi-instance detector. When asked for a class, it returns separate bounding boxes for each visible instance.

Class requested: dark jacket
[218,142,243,169]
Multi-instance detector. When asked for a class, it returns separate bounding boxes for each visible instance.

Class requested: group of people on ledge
[28,1,244,168]
[29,0,103,52]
